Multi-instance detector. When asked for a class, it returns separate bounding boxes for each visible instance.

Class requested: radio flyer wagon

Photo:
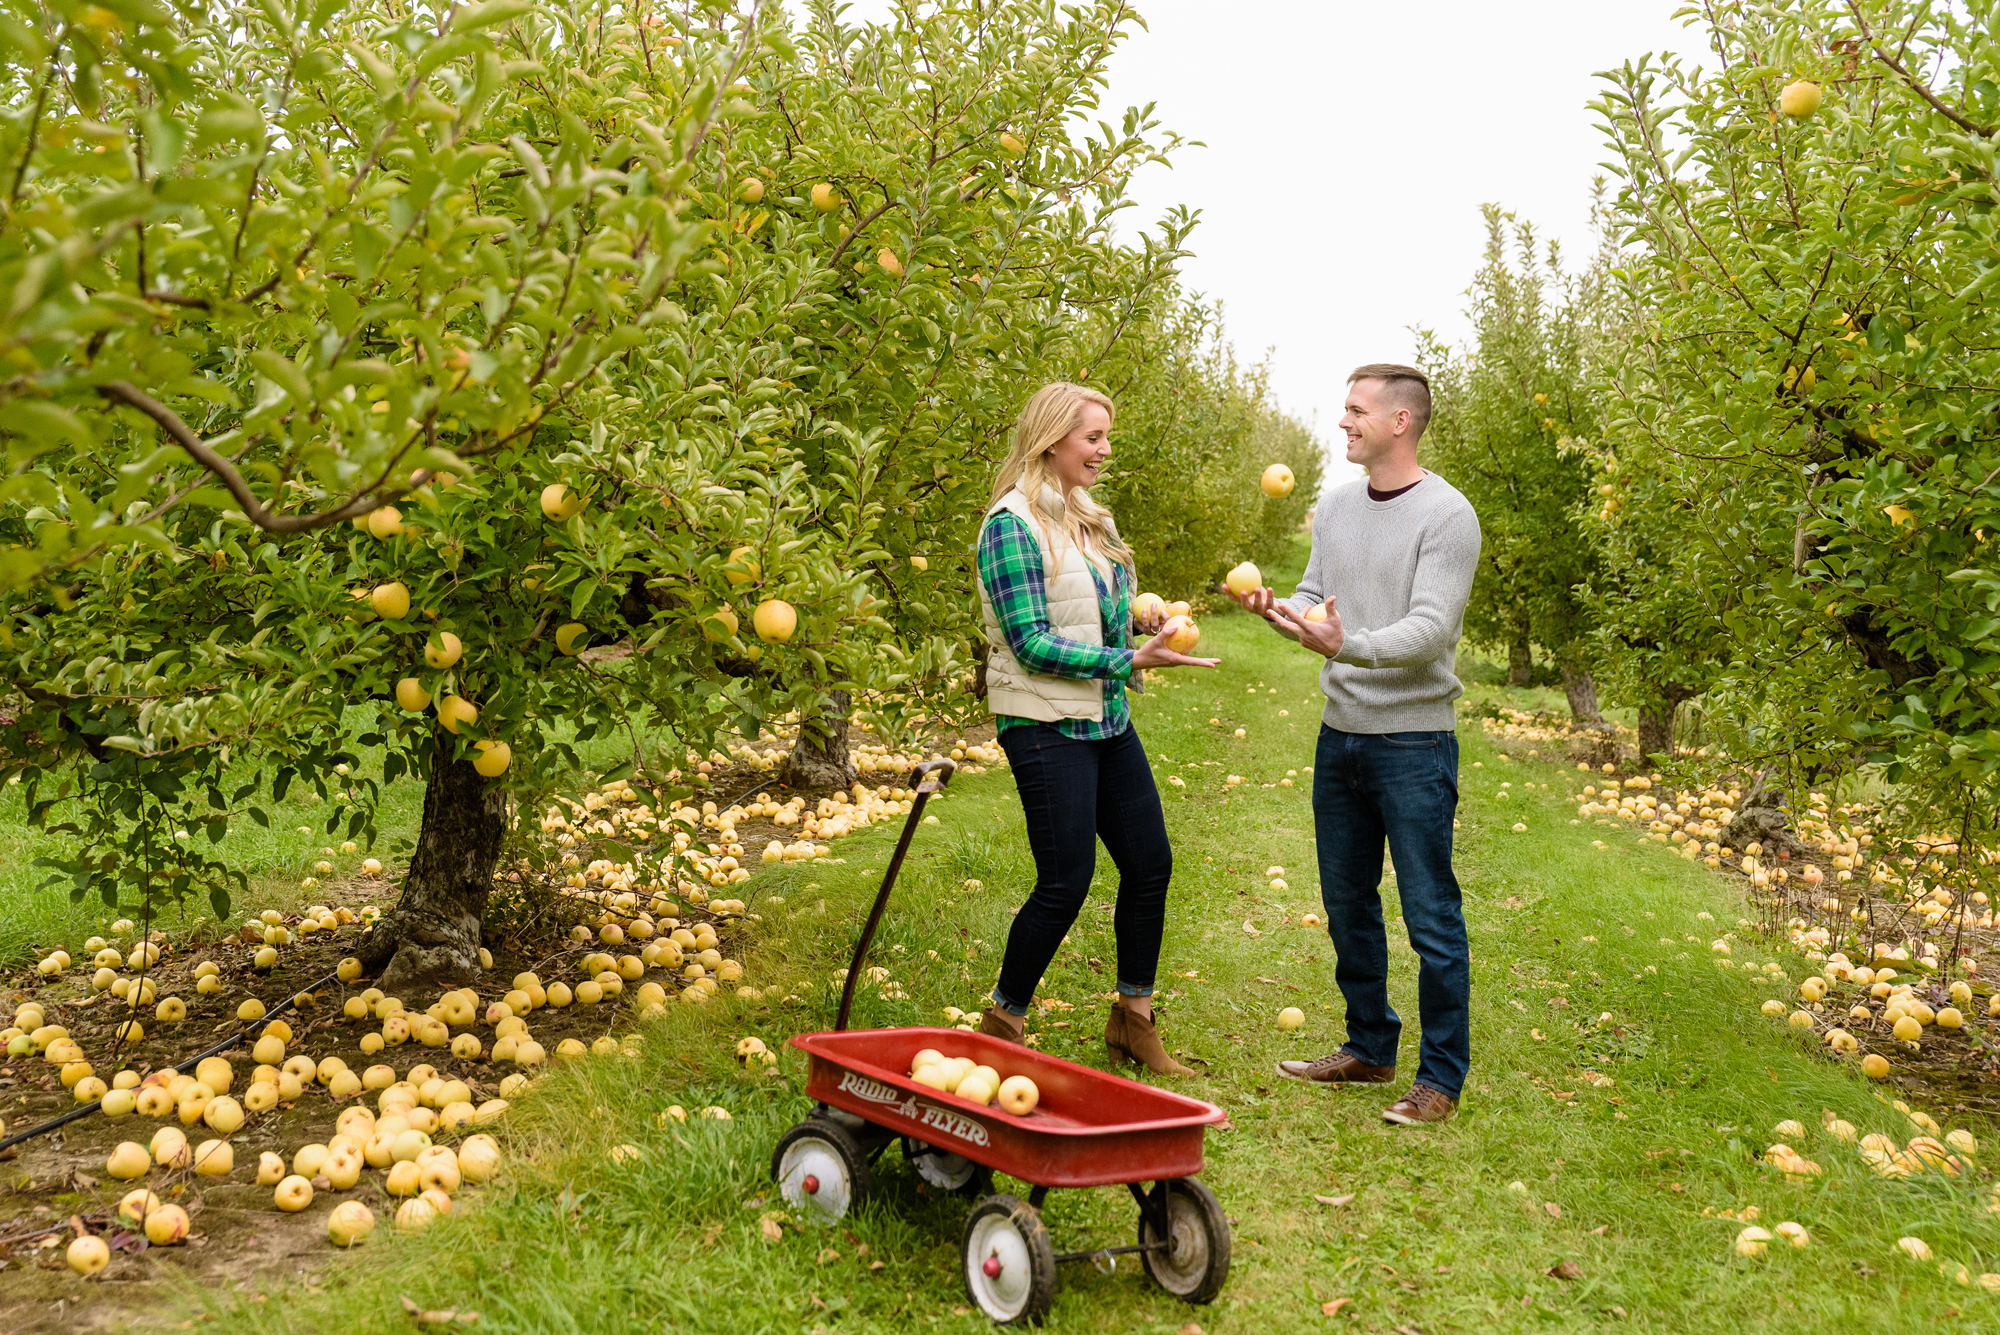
[773,759,1231,1325]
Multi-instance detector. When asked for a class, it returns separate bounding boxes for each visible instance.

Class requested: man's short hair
[1348,363,1432,436]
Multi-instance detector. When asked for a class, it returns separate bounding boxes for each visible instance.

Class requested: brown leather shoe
[977,1006,1025,1044]
[1276,1050,1396,1084]
[1105,1002,1193,1076]
[1382,1083,1458,1125]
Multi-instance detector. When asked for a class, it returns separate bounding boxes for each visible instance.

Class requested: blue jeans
[1313,725,1470,1098]
[992,722,1172,1014]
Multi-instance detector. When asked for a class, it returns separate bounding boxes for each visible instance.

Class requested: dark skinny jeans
[992,722,1173,1014]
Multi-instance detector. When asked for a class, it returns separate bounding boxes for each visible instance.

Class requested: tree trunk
[1560,661,1604,725]
[780,688,855,790]
[1507,635,1533,688]
[1637,700,1675,761]
[356,735,506,994]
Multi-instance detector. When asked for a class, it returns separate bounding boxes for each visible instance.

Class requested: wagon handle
[834,757,957,1032]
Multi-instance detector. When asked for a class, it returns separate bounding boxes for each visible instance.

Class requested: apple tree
[1590,0,2000,823]
[1420,203,1610,721]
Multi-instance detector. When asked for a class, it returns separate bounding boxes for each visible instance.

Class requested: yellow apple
[1161,615,1200,655]
[1164,600,1190,619]
[725,544,760,585]
[540,482,585,521]
[738,177,765,203]
[143,1203,190,1245]
[1862,1053,1891,1079]
[1224,561,1262,595]
[193,1139,234,1176]
[810,182,841,212]
[101,1087,137,1118]
[106,1141,151,1180]
[328,1200,375,1247]
[1261,464,1296,497]
[366,505,404,540]
[753,598,797,643]
[1305,602,1329,622]
[371,582,411,620]
[438,694,478,733]
[997,1075,1040,1116]
[1132,592,1165,622]
[999,131,1026,156]
[274,1174,314,1212]
[424,631,462,668]
[877,248,904,277]
[394,676,433,712]
[66,1234,111,1275]
[555,622,588,655]
[117,1188,160,1226]
[1780,79,1822,118]
[702,606,739,640]
[1277,1006,1305,1030]
[473,740,512,777]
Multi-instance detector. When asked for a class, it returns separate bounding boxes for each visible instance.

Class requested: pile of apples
[67,1051,509,1272]
[906,1047,1040,1116]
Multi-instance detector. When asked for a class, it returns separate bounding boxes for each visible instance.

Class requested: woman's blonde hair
[988,382,1134,575]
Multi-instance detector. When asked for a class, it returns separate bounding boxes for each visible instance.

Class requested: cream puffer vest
[978,487,1115,723]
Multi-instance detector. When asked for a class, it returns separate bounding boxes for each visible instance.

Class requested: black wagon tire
[771,1118,871,1222]
[1137,1177,1231,1304]
[961,1193,1057,1325]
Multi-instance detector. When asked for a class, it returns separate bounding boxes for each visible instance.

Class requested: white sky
[832,1,1707,484]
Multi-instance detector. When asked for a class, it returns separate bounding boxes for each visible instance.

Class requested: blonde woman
[973,382,1218,1076]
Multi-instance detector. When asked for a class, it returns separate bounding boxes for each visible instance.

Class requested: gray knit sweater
[1281,473,1482,734]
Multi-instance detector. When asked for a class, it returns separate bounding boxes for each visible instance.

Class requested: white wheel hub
[777,1138,852,1219]
[909,1139,976,1190]
[966,1213,1033,1320]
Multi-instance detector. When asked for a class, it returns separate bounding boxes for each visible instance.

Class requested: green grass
[37,541,2000,1332]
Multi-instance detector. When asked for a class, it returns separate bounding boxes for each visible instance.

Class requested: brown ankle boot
[977,1006,1025,1044]
[1105,1002,1192,1077]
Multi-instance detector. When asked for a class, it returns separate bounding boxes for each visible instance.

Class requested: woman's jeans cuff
[990,988,1029,1017]
[1116,980,1154,998]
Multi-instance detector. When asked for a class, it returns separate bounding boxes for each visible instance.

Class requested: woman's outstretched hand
[1131,626,1220,672]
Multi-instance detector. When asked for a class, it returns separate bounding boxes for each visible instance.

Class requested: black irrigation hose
[0,966,343,1156]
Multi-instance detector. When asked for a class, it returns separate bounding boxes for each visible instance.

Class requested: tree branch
[96,380,399,533]
[1847,1,1997,138]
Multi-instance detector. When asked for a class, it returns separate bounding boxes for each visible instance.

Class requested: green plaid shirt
[977,511,1134,741]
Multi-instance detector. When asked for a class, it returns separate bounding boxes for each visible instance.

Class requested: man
[1230,364,1481,1125]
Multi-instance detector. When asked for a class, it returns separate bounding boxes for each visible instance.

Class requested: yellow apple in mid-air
[473,741,512,778]
[1161,615,1200,655]
[540,483,585,521]
[424,632,462,669]
[753,599,798,643]
[371,582,411,620]
[1261,464,1296,498]
[555,623,587,655]
[1224,561,1262,596]
[438,695,478,734]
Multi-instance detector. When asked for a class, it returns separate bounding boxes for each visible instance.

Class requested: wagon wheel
[902,1135,992,1196]
[961,1194,1056,1325]
[1136,1178,1231,1304]
[772,1118,871,1222]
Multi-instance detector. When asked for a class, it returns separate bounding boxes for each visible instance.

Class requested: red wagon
[773,761,1231,1324]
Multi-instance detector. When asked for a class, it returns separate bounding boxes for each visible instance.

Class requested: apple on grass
[327,1201,374,1247]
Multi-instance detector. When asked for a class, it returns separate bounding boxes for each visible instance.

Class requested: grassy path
[217,600,2000,1333]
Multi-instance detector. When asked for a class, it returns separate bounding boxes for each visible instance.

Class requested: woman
[974,382,1219,1076]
